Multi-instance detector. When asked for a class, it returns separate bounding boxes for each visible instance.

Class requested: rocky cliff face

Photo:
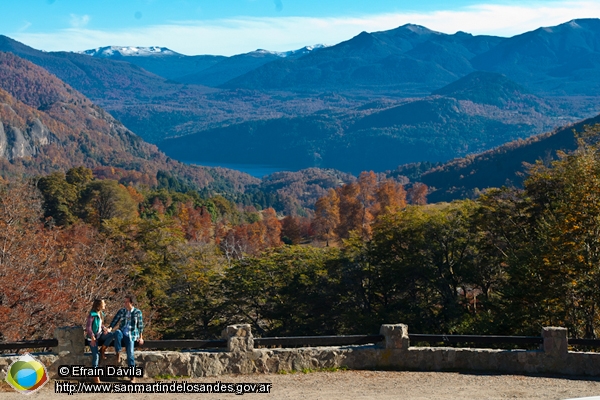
[0,118,52,160]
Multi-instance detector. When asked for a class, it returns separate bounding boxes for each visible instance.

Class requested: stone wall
[1,324,599,380]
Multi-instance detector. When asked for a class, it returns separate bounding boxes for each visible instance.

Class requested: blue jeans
[113,330,136,366]
[90,332,115,368]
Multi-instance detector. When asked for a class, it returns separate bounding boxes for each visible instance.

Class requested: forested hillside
[4,128,600,342]
[412,114,600,202]
[0,51,257,193]
[160,71,579,173]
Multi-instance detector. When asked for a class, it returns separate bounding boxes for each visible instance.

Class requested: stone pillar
[54,326,85,356]
[223,324,254,352]
[380,324,409,350]
[542,327,568,358]
[49,326,86,378]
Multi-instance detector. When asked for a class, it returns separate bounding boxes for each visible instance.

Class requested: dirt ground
[2,370,600,399]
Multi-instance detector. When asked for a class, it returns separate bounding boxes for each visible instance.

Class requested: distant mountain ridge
[78,43,327,86]
[0,51,258,192]
[159,71,571,174]
[65,19,600,95]
[8,19,600,96]
[252,44,328,58]
[171,44,328,87]
[471,18,600,95]
[80,44,327,59]
[221,19,600,95]
[80,46,181,57]
[0,35,215,104]
[2,19,600,180]
[219,23,505,93]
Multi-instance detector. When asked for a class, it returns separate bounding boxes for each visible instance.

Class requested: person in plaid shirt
[110,294,144,378]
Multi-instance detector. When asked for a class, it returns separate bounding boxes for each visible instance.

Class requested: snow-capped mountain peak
[79,46,180,57]
[79,44,327,59]
[251,44,328,58]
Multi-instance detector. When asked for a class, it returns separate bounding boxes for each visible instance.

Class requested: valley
[3,5,600,355]
[3,19,600,185]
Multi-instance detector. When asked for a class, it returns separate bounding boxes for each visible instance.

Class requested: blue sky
[3,0,600,55]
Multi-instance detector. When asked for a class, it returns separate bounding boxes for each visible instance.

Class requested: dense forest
[2,125,600,343]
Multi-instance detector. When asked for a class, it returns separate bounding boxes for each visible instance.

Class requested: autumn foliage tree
[313,188,340,246]
[407,182,428,205]
[281,216,302,244]
[312,174,408,245]
[336,183,363,240]
[218,208,282,261]
[356,171,378,239]
[373,180,407,218]
[0,181,130,342]
[174,201,212,242]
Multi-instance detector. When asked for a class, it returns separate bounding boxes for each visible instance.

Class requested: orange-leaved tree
[313,188,340,246]
[0,181,130,342]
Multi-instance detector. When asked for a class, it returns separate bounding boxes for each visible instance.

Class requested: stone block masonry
[1,324,598,380]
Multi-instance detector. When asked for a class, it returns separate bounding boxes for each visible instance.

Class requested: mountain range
[1,19,600,207]
[80,44,327,87]
[220,19,600,96]
[71,19,600,96]
[0,51,257,192]
[0,35,350,144]
[158,70,592,173]
[222,25,503,94]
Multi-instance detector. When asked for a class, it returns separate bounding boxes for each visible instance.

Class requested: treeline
[191,129,600,339]
[36,167,286,254]
[416,114,600,203]
[2,127,600,342]
[0,180,130,342]
[0,166,287,342]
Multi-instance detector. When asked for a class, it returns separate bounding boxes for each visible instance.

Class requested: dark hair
[91,299,104,313]
[125,294,136,306]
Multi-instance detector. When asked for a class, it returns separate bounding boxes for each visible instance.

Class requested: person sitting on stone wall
[109,294,144,382]
[85,298,115,383]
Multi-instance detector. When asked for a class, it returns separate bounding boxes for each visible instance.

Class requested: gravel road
[2,370,600,399]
